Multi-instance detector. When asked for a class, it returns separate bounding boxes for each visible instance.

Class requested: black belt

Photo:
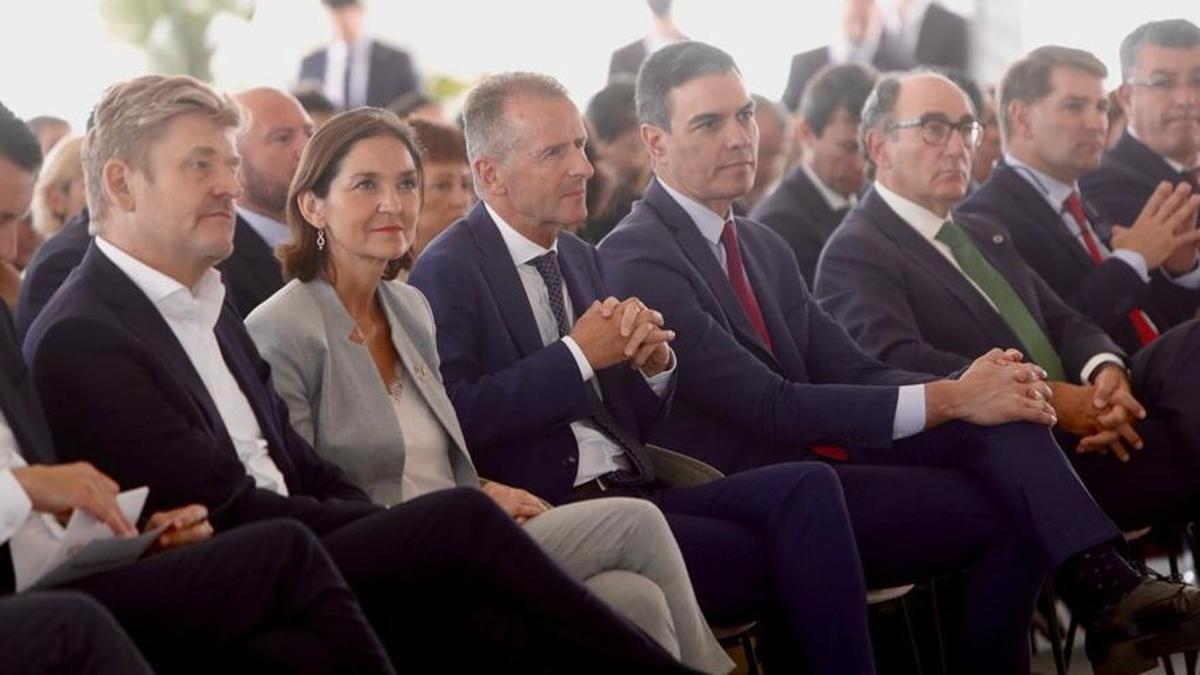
[570,476,612,499]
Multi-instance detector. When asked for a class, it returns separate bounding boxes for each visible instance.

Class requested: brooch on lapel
[992,234,1004,245]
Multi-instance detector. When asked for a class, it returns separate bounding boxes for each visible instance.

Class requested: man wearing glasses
[601,43,1200,673]
[753,62,878,286]
[1082,20,1200,231]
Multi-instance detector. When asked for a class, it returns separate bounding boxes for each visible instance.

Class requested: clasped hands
[571,296,675,377]
[1050,364,1147,463]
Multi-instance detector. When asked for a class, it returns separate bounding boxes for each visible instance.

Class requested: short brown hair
[280,108,425,282]
[408,118,467,166]
[84,75,242,224]
[998,46,1107,146]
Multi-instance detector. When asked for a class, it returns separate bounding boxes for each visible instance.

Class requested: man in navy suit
[818,64,1200,536]
[753,62,878,286]
[410,70,878,674]
[781,0,911,112]
[297,0,419,110]
[883,0,970,75]
[959,46,1200,356]
[600,41,1200,672]
[1081,20,1200,234]
[608,0,686,84]
[21,74,697,675]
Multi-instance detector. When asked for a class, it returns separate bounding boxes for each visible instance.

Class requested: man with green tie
[814,70,1200,540]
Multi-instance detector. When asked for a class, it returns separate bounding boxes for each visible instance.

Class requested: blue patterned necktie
[527,252,655,486]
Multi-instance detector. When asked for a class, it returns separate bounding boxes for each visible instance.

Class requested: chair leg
[1063,613,1080,671]
[1165,654,1178,675]
[740,633,760,675]
[1039,583,1068,675]
[929,581,947,675]
[899,595,925,675]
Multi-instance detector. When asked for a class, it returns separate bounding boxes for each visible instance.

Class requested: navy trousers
[0,591,153,675]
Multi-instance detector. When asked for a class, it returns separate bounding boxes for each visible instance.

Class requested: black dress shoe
[1086,578,1200,675]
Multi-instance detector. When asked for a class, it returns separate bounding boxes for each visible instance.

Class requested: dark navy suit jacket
[958,159,1198,354]
[298,40,419,109]
[598,179,929,475]
[781,37,911,112]
[1081,131,1195,233]
[408,203,669,504]
[16,209,91,340]
[750,164,850,287]
[815,187,1123,380]
[22,243,377,534]
[220,219,285,318]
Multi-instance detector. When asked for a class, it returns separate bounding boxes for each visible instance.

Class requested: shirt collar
[236,206,291,251]
[657,178,732,248]
[485,202,558,267]
[800,161,853,211]
[94,236,226,330]
[872,180,949,243]
[1003,152,1079,211]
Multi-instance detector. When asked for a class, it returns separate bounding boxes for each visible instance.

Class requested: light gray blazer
[245,277,479,505]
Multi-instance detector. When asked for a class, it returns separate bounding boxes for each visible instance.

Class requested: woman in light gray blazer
[245,109,730,674]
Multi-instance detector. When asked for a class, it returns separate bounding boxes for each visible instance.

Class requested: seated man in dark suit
[600,42,1200,673]
[411,71,880,674]
[959,46,1200,357]
[226,87,305,317]
[0,95,395,675]
[608,0,686,83]
[21,74,696,675]
[297,0,419,110]
[753,63,877,285]
[817,68,1200,539]
[781,0,911,112]
[1081,20,1200,231]
[15,206,88,339]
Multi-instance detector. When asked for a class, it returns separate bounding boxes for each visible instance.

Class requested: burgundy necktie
[720,221,774,353]
[1063,192,1159,345]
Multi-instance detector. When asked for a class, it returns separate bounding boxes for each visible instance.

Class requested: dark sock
[1055,542,1144,622]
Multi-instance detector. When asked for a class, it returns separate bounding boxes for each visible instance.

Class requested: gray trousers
[523,496,733,675]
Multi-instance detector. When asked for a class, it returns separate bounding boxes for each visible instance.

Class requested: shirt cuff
[561,336,595,382]
[1165,258,1200,290]
[0,469,32,547]
[1110,249,1151,283]
[640,348,676,398]
[893,384,927,440]
[1081,353,1126,384]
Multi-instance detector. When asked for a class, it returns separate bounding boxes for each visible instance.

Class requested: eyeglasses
[1127,76,1200,94]
[888,116,983,148]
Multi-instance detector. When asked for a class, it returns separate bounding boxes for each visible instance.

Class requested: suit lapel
[993,162,1095,271]
[233,216,283,292]
[644,180,778,365]
[0,307,54,463]
[467,204,552,358]
[87,245,231,441]
[1113,132,1181,186]
[865,190,1020,345]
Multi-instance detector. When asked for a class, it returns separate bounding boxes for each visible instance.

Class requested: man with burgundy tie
[410,70,885,675]
[602,41,1200,673]
[1081,20,1200,248]
[958,45,1200,358]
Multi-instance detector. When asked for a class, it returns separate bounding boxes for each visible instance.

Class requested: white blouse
[388,369,457,501]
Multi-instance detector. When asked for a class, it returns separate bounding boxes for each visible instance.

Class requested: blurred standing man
[298,0,419,109]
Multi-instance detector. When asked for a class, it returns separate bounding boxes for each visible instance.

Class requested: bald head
[864,72,978,216]
[234,88,314,221]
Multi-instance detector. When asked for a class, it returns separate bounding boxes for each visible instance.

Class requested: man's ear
[102,159,136,214]
[473,156,506,197]
[865,127,890,174]
[641,123,669,168]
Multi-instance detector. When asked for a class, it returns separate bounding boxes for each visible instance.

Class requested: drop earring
[316,229,326,251]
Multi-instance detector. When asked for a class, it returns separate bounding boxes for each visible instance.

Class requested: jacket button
[565,456,576,465]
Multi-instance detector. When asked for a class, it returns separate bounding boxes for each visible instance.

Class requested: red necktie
[720,221,774,353]
[1063,192,1159,345]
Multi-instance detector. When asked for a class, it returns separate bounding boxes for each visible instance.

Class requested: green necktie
[935,220,1067,381]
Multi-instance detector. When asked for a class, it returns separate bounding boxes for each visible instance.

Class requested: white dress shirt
[0,409,66,590]
[322,37,372,109]
[236,206,290,252]
[485,203,675,484]
[657,180,926,439]
[94,237,290,496]
[874,180,1122,383]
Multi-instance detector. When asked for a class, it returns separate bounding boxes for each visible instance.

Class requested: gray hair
[636,41,740,131]
[998,45,1107,146]
[858,74,904,181]
[1120,19,1200,80]
[461,72,570,165]
[84,74,243,223]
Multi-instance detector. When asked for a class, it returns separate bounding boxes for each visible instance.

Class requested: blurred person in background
[582,79,650,242]
[294,86,340,128]
[740,95,791,213]
[298,0,419,109]
[30,136,85,240]
[26,116,70,156]
[609,0,687,83]
[404,118,473,272]
[388,91,446,124]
